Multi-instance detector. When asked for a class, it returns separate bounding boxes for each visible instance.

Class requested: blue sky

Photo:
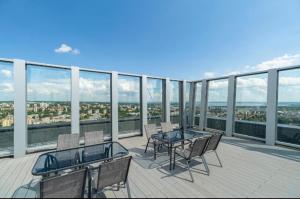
[1,0,300,80]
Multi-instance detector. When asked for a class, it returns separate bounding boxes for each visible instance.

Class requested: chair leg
[126,180,131,198]
[173,152,176,170]
[214,150,223,167]
[154,142,157,160]
[201,156,210,176]
[144,138,150,153]
[186,160,194,182]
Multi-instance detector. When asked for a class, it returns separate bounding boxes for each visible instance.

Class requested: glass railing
[0,127,14,156]
[118,117,141,135]
[277,124,300,145]
[234,120,266,139]
[206,117,226,131]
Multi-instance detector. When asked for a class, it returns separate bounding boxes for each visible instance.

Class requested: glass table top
[32,142,129,176]
[152,129,209,145]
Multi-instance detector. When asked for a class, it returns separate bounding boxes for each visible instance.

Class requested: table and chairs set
[13,131,132,198]
[13,123,223,198]
[144,122,223,181]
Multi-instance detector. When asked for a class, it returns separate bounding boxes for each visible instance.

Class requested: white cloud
[229,53,300,76]
[203,72,216,79]
[1,69,12,78]
[0,83,13,93]
[54,44,80,55]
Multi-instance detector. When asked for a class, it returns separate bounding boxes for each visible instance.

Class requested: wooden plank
[0,136,299,198]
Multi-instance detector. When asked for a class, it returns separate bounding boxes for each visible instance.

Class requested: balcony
[0,58,300,198]
[0,136,300,198]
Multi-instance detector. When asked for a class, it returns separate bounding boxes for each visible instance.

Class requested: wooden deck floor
[0,135,300,198]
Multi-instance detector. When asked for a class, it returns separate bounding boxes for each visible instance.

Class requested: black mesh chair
[144,124,164,159]
[12,168,88,198]
[205,133,223,167]
[173,137,210,182]
[84,131,104,146]
[161,122,173,133]
[40,168,87,198]
[91,156,132,198]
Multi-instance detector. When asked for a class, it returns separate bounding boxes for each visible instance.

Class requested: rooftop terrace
[0,136,300,198]
[0,58,300,198]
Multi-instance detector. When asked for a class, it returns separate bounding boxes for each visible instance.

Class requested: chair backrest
[84,131,104,146]
[161,122,173,133]
[96,156,132,191]
[57,134,80,151]
[144,124,157,139]
[206,133,223,151]
[189,136,210,159]
[40,168,87,198]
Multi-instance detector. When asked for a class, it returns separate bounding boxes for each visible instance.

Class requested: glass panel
[170,81,180,128]
[277,69,300,145]
[79,71,111,139]
[194,82,202,126]
[206,79,228,131]
[0,61,14,156]
[118,75,141,135]
[27,65,71,149]
[147,78,164,125]
[235,74,268,139]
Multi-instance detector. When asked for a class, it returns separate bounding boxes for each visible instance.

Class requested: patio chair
[144,124,164,158]
[205,132,223,167]
[56,134,80,168]
[12,168,88,198]
[57,134,80,151]
[83,131,107,163]
[91,156,132,198]
[173,136,210,182]
[161,122,173,133]
[84,131,104,146]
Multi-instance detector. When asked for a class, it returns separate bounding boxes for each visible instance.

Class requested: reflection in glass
[170,81,180,127]
[206,79,228,131]
[235,74,267,138]
[118,75,141,135]
[0,61,14,156]
[147,78,164,125]
[194,82,202,126]
[79,71,111,139]
[27,65,71,148]
[277,69,300,145]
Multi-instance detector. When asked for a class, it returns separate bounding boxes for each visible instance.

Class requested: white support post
[182,81,187,130]
[111,72,119,141]
[199,80,208,130]
[266,69,278,145]
[226,76,236,137]
[13,59,27,158]
[165,78,171,123]
[141,75,148,136]
[189,82,196,127]
[71,67,80,134]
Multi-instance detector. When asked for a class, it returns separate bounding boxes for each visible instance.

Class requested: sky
[1,0,300,102]
[1,0,300,79]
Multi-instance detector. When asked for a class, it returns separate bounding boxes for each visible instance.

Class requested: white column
[226,76,236,136]
[182,80,187,130]
[141,75,148,136]
[199,80,208,130]
[266,69,278,145]
[165,78,171,122]
[111,72,119,141]
[13,59,27,158]
[189,82,195,127]
[71,67,80,134]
